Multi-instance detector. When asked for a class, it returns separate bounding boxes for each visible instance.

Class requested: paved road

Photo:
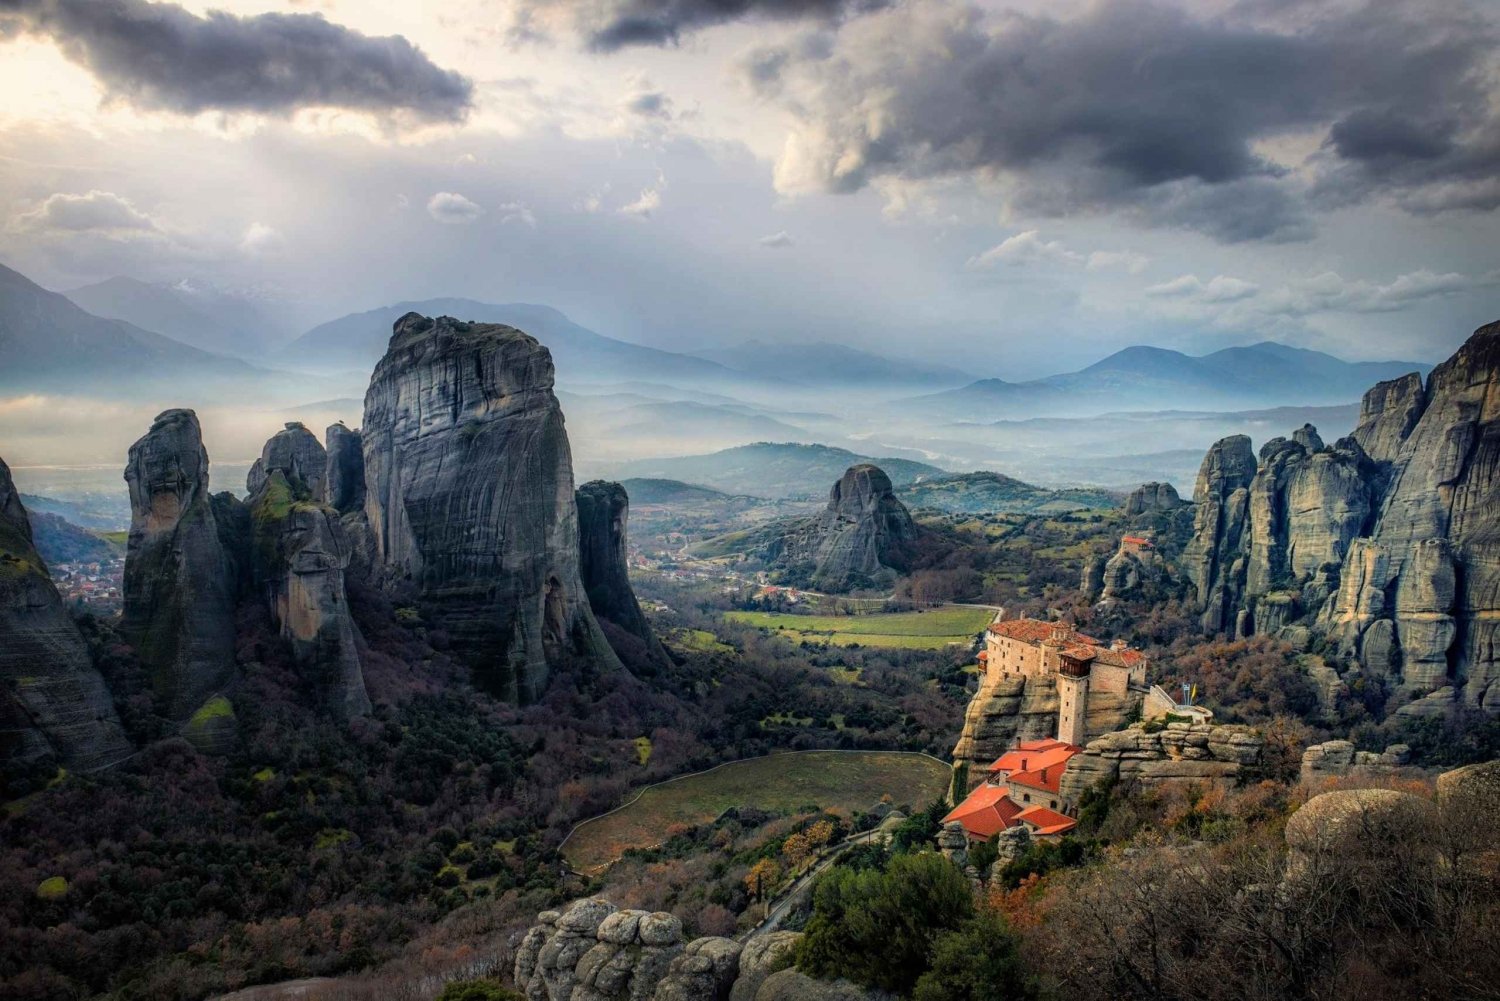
[743,830,881,941]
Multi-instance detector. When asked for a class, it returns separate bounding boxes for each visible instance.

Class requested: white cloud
[496,201,537,228]
[619,187,662,218]
[17,190,158,234]
[1145,274,1260,303]
[967,230,1084,269]
[967,230,1148,273]
[1259,269,1483,316]
[239,222,285,255]
[427,191,484,224]
[758,230,794,248]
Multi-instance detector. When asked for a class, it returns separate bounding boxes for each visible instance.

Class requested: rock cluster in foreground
[1057,721,1264,804]
[514,898,882,1001]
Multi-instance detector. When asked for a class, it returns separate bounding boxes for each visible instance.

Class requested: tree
[796,852,975,995]
[914,909,1037,1001]
[745,858,782,903]
[783,831,814,870]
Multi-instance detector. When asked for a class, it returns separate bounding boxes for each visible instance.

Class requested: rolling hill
[896,471,1121,514]
[63,276,294,359]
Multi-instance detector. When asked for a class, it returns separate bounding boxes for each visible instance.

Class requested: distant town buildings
[50,557,125,614]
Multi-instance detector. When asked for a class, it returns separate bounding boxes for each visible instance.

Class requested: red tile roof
[943,785,1023,840]
[1016,806,1077,836]
[988,740,1079,777]
[1008,763,1067,795]
[1122,535,1153,546]
[988,618,1102,646]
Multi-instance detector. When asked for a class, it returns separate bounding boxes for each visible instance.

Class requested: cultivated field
[562,750,952,874]
[723,605,994,650]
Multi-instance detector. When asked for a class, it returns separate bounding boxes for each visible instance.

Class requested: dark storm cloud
[764,0,1500,240]
[0,0,473,121]
[519,0,888,52]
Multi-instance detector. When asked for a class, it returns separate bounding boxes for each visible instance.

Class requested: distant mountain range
[912,341,1431,418]
[63,276,297,359]
[0,263,261,394]
[690,339,969,389]
[606,442,947,499]
[279,298,757,389]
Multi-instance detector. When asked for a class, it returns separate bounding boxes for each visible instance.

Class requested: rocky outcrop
[248,424,369,718]
[361,313,617,701]
[247,421,327,502]
[1057,722,1263,804]
[515,900,880,1001]
[1184,321,1500,711]
[1124,481,1184,517]
[1298,740,1411,783]
[0,456,131,769]
[324,422,365,515]
[1086,544,1168,603]
[1283,787,1426,874]
[807,465,918,591]
[122,409,239,721]
[576,480,663,665]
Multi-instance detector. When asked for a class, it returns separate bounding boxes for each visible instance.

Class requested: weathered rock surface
[1183,319,1500,712]
[728,932,801,1001]
[1124,481,1184,517]
[0,456,131,769]
[1058,722,1263,804]
[323,422,365,515]
[361,313,618,700]
[249,426,369,718]
[122,409,239,721]
[1284,787,1425,867]
[576,480,663,666]
[752,970,886,1001]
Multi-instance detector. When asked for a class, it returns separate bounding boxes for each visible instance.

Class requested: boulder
[361,313,619,701]
[753,970,887,1001]
[729,932,801,1001]
[655,937,742,1001]
[1284,788,1425,868]
[0,455,131,769]
[122,409,239,721]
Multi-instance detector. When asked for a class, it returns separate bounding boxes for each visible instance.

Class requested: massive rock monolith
[0,456,131,769]
[1184,320,1500,712]
[248,425,370,718]
[1124,481,1184,517]
[576,480,665,666]
[122,409,239,721]
[361,313,618,700]
[787,464,920,592]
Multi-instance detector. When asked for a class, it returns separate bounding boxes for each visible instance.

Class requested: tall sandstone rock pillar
[361,313,618,701]
[0,456,131,769]
[122,409,238,721]
[247,424,370,718]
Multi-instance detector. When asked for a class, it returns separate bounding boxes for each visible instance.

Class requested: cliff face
[248,426,370,718]
[1186,321,1500,711]
[1057,722,1264,805]
[576,480,664,666]
[122,409,239,720]
[0,456,131,769]
[361,313,617,700]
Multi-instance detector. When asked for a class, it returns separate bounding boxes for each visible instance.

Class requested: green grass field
[723,606,993,649]
[562,750,952,874]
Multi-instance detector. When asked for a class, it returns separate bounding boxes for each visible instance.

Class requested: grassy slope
[563,750,951,873]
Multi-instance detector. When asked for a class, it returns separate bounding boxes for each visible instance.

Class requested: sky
[1,0,1498,377]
